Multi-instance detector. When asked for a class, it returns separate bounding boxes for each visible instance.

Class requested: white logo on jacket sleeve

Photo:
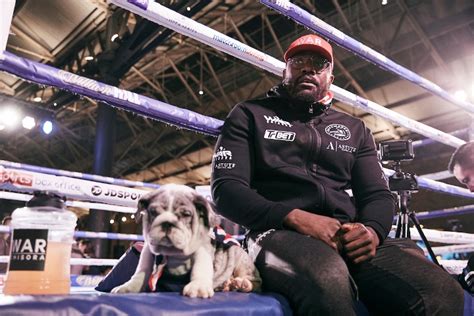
[212,146,235,169]
[325,124,351,141]
[264,130,296,142]
[264,115,293,127]
[213,146,232,160]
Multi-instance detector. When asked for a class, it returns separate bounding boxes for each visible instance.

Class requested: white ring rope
[0,166,147,207]
[0,256,118,266]
[0,191,136,214]
[389,227,474,244]
[0,255,468,275]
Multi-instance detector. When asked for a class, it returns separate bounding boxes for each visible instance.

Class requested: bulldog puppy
[111,184,261,298]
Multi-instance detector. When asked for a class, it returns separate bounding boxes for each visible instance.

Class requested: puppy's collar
[148,255,167,292]
[210,226,241,249]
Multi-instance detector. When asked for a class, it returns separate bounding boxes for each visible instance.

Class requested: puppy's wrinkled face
[138,185,211,256]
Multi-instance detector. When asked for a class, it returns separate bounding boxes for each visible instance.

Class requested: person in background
[211,34,464,315]
[0,215,12,273]
[449,141,474,192]
[71,239,87,275]
[448,141,474,293]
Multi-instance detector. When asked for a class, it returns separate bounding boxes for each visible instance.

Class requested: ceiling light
[85,56,94,61]
[198,90,204,95]
[0,107,20,128]
[382,0,388,5]
[130,214,135,219]
[454,90,467,101]
[53,102,58,106]
[111,33,119,42]
[121,216,127,222]
[33,96,42,102]
[186,6,191,11]
[22,116,36,130]
[42,120,53,135]
[109,219,115,224]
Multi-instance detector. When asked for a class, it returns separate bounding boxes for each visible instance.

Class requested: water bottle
[3,191,77,295]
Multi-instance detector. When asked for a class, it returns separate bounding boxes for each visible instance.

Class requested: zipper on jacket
[305,119,326,208]
[305,121,315,176]
[307,119,322,175]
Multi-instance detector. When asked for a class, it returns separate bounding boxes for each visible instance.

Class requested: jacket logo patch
[264,130,296,142]
[264,115,293,127]
[325,124,351,141]
[213,146,232,160]
[212,146,235,169]
[326,141,357,153]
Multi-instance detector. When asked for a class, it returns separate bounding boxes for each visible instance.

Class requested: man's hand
[284,209,342,250]
[339,223,379,264]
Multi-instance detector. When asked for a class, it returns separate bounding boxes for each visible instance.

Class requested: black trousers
[247,230,464,316]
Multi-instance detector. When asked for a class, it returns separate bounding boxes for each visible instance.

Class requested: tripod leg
[409,212,441,267]
[402,213,410,238]
[395,215,401,238]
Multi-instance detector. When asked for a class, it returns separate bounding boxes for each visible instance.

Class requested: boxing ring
[0,0,473,315]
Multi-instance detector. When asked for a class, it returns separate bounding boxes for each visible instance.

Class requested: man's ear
[329,74,334,85]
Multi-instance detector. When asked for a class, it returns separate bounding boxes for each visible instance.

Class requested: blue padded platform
[0,290,472,315]
[0,292,293,316]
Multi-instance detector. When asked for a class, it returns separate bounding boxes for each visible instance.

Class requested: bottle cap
[26,191,66,209]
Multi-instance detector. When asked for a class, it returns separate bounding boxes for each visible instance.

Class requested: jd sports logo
[91,185,141,200]
[264,130,296,142]
[91,185,102,196]
[325,124,351,141]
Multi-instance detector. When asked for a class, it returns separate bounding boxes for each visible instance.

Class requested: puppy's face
[137,184,216,257]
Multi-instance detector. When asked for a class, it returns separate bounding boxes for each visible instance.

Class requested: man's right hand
[284,209,342,250]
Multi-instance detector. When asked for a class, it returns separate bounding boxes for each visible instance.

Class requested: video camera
[379,140,414,162]
[379,140,417,192]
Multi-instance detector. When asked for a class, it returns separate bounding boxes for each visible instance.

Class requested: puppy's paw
[111,273,146,294]
[111,282,141,294]
[229,277,253,292]
[183,280,214,298]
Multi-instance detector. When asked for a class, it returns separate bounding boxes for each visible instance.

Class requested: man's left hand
[339,223,379,264]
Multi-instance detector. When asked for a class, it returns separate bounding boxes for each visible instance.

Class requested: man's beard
[284,76,324,104]
[292,89,317,104]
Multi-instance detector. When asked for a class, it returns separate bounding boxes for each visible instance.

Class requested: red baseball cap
[284,34,333,64]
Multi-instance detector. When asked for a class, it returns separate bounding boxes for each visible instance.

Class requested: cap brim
[285,45,333,63]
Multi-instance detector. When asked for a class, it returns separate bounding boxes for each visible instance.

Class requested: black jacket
[211,85,395,242]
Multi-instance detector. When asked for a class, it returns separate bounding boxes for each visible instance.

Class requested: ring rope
[260,0,474,113]
[416,205,474,220]
[109,0,465,148]
[0,166,146,207]
[1,164,472,213]
[0,191,136,213]
[0,160,160,189]
[0,255,469,275]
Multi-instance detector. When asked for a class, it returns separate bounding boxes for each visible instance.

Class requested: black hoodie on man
[211,85,395,242]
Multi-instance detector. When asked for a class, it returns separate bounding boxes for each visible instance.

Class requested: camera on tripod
[378,140,440,265]
[379,140,418,192]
